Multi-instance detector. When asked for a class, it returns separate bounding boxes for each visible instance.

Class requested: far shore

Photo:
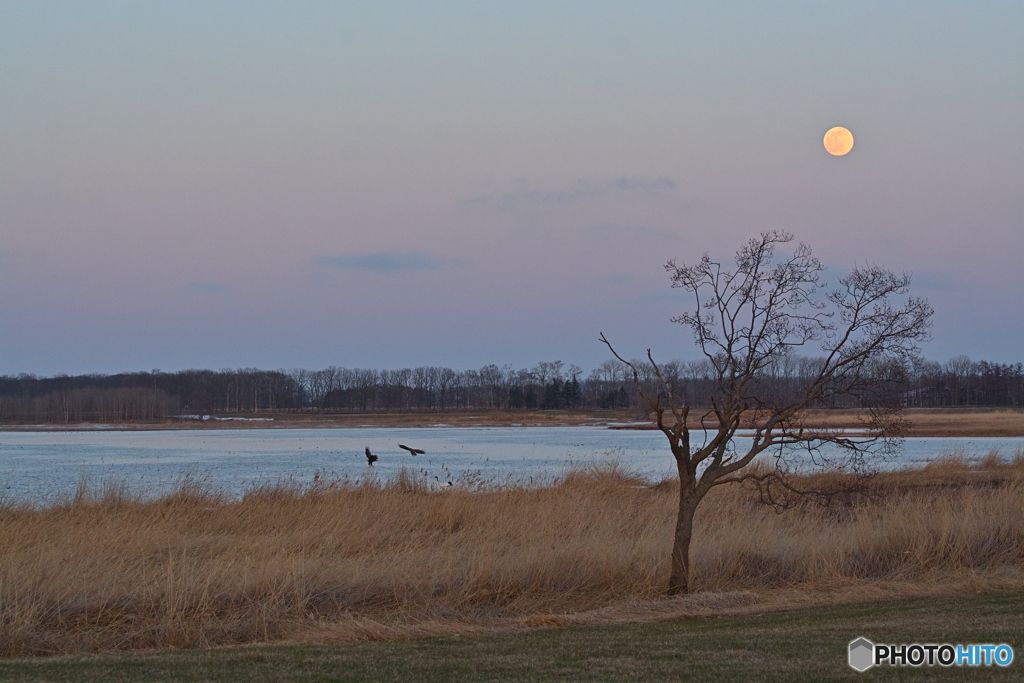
[1,407,1023,438]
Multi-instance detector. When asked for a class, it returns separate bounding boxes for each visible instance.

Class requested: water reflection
[1,427,1022,503]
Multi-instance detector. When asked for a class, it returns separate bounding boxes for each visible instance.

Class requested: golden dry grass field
[2,453,1023,657]
[631,407,1024,437]
[792,408,1024,438]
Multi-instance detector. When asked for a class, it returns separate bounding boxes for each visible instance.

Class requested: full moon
[823,126,854,156]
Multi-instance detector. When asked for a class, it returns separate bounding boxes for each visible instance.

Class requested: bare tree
[479,364,504,409]
[308,368,341,413]
[944,355,974,406]
[601,231,933,594]
[288,368,311,409]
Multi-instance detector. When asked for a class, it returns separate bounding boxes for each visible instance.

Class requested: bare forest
[1,356,1022,424]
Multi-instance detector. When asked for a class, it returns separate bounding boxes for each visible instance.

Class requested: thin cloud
[463,176,679,208]
[909,270,965,291]
[186,281,231,294]
[599,273,632,285]
[311,251,445,273]
[584,222,664,236]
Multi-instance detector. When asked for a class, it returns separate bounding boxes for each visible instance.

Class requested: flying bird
[365,447,378,467]
[398,444,425,456]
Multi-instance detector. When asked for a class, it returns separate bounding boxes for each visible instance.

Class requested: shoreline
[1,407,1022,438]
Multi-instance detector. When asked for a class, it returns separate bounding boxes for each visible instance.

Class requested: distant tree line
[902,356,1024,408]
[0,355,1020,423]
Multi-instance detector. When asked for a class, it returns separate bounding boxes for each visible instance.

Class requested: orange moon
[823,127,854,156]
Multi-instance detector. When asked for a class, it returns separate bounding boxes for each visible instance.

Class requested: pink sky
[1,2,1022,375]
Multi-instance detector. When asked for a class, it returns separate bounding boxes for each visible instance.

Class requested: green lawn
[2,591,1022,682]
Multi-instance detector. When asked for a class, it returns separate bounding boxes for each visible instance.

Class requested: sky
[1,1,1022,376]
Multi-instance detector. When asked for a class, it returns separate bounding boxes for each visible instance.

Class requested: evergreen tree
[542,379,562,409]
[522,387,537,409]
[507,386,523,409]
[562,376,581,408]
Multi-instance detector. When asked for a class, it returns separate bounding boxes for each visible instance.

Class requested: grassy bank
[793,407,1024,438]
[2,457,1023,657]
[2,591,1023,681]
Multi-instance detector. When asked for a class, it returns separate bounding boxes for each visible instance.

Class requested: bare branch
[612,231,932,595]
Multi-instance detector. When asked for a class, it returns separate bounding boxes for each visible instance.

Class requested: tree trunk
[668,479,699,595]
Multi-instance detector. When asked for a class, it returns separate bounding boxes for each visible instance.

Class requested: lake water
[1,427,1022,503]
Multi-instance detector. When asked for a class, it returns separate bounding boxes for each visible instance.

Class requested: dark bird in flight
[398,444,425,456]
[365,447,378,467]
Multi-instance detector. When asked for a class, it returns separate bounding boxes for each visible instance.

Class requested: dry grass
[2,456,1024,657]
[617,407,1024,437]
[793,407,1024,437]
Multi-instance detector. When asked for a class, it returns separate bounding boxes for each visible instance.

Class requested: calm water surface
[1,427,1022,503]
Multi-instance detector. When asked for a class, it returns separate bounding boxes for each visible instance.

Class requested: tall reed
[2,458,1022,655]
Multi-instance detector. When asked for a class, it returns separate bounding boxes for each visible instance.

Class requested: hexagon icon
[849,637,875,672]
